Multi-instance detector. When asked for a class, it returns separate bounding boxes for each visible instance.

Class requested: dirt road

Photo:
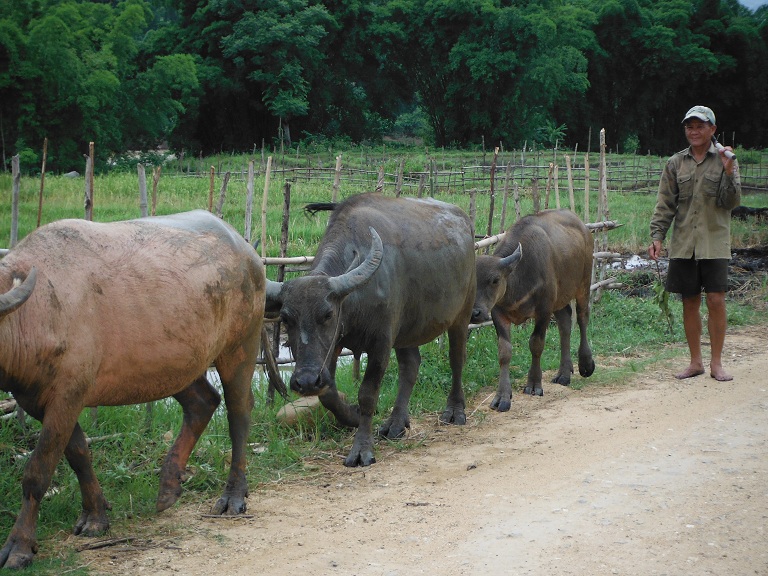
[82,325,767,576]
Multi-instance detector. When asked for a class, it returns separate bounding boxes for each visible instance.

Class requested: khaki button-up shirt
[650,144,741,259]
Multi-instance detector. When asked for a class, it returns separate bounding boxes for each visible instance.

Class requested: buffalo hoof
[378,417,409,439]
[490,395,512,412]
[73,510,110,537]
[344,449,376,467]
[0,537,37,570]
[551,372,572,386]
[439,406,466,425]
[156,484,183,512]
[579,358,595,378]
[524,385,544,396]
[210,494,247,515]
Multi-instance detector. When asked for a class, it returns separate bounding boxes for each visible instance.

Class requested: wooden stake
[87,142,94,220]
[138,164,148,217]
[261,156,272,259]
[151,166,161,216]
[208,166,215,212]
[565,154,575,212]
[36,137,47,227]
[487,147,499,237]
[244,161,255,243]
[332,154,342,202]
[10,155,19,247]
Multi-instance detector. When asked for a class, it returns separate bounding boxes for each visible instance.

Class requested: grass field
[1,146,767,574]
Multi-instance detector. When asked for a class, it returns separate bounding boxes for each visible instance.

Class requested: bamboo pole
[10,155,20,249]
[261,156,272,259]
[36,137,47,227]
[565,154,575,212]
[332,154,342,202]
[208,166,215,212]
[499,161,512,233]
[396,157,405,197]
[244,161,255,243]
[544,163,554,209]
[376,165,384,193]
[214,171,230,218]
[554,163,560,209]
[138,164,148,217]
[469,189,477,239]
[86,142,94,220]
[151,166,161,216]
[487,147,499,237]
[532,178,540,213]
[584,153,590,222]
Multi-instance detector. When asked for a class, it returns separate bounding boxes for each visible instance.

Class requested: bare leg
[706,291,732,381]
[676,294,705,379]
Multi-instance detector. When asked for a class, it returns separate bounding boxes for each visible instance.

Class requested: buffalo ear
[499,243,522,275]
[264,279,283,317]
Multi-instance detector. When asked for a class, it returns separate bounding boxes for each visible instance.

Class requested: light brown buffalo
[472,209,595,411]
[0,210,265,569]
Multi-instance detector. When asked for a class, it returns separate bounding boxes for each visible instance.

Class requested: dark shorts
[666,258,729,297]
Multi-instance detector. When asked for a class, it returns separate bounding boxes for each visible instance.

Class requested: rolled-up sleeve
[716,163,741,210]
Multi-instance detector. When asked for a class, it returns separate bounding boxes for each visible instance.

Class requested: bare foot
[710,368,733,382]
[674,366,705,380]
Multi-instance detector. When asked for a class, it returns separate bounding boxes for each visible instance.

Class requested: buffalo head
[471,243,522,324]
[265,228,383,395]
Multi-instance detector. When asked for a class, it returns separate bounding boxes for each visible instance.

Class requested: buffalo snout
[290,367,329,396]
[471,307,490,324]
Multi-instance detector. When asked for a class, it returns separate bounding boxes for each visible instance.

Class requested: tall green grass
[1,148,768,574]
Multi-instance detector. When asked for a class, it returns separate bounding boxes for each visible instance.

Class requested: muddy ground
[70,324,768,576]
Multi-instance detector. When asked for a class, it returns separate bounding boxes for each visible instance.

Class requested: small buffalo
[472,209,595,410]
[266,193,476,467]
[0,210,265,569]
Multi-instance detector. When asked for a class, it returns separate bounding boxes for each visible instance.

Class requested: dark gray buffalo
[265,193,476,467]
[472,209,595,411]
[0,210,265,569]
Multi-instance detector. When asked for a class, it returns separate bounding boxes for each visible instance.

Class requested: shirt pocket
[676,173,693,200]
[702,171,721,198]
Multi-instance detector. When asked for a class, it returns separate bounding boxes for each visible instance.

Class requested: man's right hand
[648,239,663,261]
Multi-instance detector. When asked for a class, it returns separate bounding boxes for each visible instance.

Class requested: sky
[740,0,768,9]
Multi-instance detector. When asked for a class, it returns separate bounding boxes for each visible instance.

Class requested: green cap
[682,105,716,125]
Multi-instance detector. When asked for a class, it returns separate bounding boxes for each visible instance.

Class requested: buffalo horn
[500,243,523,268]
[327,227,383,298]
[0,267,37,317]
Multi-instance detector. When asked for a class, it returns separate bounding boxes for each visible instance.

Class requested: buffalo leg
[524,315,549,396]
[318,384,361,428]
[575,293,595,378]
[551,304,575,386]
[0,398,82,569]
[378,347,420,438]
[344,347,390,467]
[440,323,467,425]
[211,338,257,516]
[157,375,220,512]
[66,423,111,536]
[490,311,515,411]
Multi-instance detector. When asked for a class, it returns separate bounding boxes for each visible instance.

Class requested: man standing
[649,105,741,381]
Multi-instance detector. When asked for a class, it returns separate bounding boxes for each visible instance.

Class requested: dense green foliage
[1,0,767,172]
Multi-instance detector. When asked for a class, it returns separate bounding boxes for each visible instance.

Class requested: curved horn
[0,267,37,318]
[327,227,383,298]
[265,279,284,315]
[500,243,522,270]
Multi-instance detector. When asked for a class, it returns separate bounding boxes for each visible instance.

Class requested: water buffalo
[0,210,265,569]
[472,209,595,411]
[265,193,476,467]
